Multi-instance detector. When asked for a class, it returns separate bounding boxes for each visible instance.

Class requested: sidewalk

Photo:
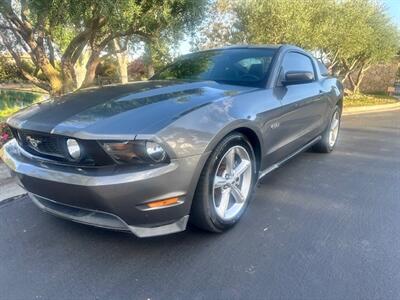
[0,163,25,203]
[343,102,400,115]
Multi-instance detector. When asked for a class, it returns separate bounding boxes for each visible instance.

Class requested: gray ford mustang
[1,45,343,237]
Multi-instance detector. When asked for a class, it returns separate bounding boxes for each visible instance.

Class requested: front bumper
[1,139,205,237]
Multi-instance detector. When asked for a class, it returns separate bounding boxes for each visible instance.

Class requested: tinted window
[153,49,277,87]
[281,52,315,80]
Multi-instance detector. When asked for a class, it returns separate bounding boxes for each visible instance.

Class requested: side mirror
[282,71,314,85]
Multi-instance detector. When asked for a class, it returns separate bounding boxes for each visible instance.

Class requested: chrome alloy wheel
[212,146,252,221]
[328,110,340,147]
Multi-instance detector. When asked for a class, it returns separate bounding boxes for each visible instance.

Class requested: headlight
[66,139,81,160]
[145,141,167,163]
[100,140,169,164]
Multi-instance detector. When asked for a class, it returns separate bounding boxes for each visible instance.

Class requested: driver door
[272,52,327,160]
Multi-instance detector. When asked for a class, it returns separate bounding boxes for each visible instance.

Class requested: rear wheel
[313,105,341,153]
[190,133,257,232]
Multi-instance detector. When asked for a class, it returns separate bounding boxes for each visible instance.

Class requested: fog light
[66,139,81,160]
[145,141,166,162]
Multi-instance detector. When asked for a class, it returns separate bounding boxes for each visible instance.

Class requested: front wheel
[190,133,257,232]
[313,105,341,153]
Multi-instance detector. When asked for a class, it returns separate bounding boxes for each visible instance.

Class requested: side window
[279,52,315,83]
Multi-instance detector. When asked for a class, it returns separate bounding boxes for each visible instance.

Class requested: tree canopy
[1,0,399,95]
[0,0,207,94]
[197,0,399,93]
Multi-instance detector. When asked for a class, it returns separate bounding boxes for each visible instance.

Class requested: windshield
[152,48,277,87]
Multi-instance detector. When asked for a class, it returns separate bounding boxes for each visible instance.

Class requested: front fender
[202,120,264,156]
[153,95,263,159]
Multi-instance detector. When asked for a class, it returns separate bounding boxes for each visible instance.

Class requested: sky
[177,0,400,56]
[382,0,400,27]
[177,38,192,55]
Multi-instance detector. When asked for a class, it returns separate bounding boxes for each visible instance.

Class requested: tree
[197,0,399,93]
[0,0,207,95]
[333,1,399,93]
[193,0,246,50]
[0,54,23,82]
[113,38,129,84]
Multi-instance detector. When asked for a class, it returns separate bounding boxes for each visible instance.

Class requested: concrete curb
[0,162,26,203]
[343,102,400,116]
[0,193,26,207]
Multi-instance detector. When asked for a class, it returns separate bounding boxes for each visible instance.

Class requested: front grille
[17,130,64,158]
[11,127,114,167]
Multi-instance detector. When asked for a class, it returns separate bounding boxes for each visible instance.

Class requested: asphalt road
[1,110,399,300]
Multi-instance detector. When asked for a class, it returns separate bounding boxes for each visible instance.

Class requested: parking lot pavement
[0,110,399,299]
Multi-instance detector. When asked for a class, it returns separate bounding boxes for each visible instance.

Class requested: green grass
[344,93,399,108]
[0,89,47,121]
[0,107,22,121]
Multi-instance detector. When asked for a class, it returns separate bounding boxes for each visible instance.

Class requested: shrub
[96,57,119,84]
[128,59,147,81]
[0,122,12,148]
[0,56,24,83]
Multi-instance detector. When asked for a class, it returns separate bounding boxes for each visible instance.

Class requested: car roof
[191,44,305,55]
[211,44,302,50]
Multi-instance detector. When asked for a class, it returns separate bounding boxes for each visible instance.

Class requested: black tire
[190,132,257,233]
[313,105,341,153]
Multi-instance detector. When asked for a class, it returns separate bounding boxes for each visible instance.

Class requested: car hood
[7,80,257,139]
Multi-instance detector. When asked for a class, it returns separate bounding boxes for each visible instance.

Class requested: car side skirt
[258,135,322,180]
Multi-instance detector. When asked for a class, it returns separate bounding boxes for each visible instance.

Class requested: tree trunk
[80,32,118,88]
[60,60,78,94]
[74,48,91,88]
[34,49,64,95]
[341,71,352,84]
[147,64,155,78]
[144,40,155,78]
[353,74,365,94]
[81,50,101,88]
[113,39,128,84]
[45,68,64,96]
[348,74,356,92]
[352,64,370,94]
[47,36,56,68]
